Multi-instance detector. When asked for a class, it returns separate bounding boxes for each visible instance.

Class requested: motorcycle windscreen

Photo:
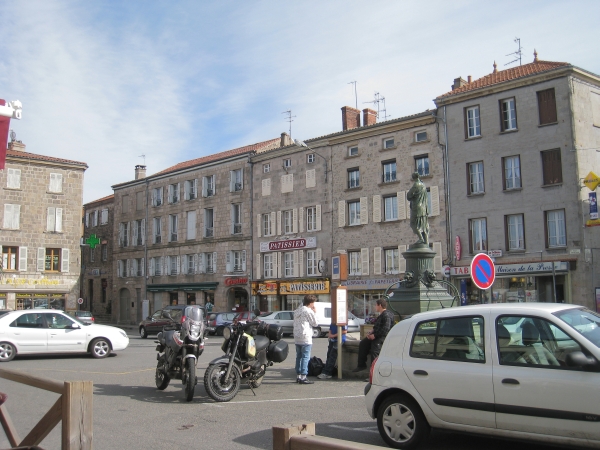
[185,306,203,323]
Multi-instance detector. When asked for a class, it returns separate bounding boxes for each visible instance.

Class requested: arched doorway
[119,288,131,323]
[227,287,249,312]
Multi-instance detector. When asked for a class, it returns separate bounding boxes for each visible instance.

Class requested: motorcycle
[203,319,288,402]
[155,305,205,401]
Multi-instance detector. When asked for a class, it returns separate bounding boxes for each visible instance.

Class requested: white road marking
[217,395,363,405]
[328,424,379,434]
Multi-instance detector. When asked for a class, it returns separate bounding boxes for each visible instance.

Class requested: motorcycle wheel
[184,358,196,402]
[155,356,170,390]
[203,363,241,402]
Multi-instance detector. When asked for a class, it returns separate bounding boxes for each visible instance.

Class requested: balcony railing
[233,224,242,234]
[205,228,214,237]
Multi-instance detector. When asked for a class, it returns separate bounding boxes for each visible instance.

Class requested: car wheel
[90,338,111,359]
[0,342,16,362]
[377,393,430,449]
[311,327,321,338]
[139,327,148,339]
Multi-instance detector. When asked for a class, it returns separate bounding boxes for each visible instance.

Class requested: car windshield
[554,307,600,348]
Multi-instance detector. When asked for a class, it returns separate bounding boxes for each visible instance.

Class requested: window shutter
[373,195,381,223]
[257,214,262,237]
[361,248,369,275]
[141,218,146,244]
[12,204,20,229]
[406,195,411,219]
[133,222,138,245]
[226,251,233,273]
[276,252,282,278]
[37,248,45,271]
[293,250,299,277]
[262,178,271,196]
[126,259,132,277]
[7,168,21,189]
[212,252,217,273]
[242,250,247,272]
[56,208,63,232]
[175,255,180,275]
[433,242,443,273]
[85,211,90,227]
[298,207,304,233]
[149,257,155,275]
[292,208,298,233]
[164,256,169,275]
[198,253,205,274]
[277,210,282,235]
[47,207,56,231]
[56,174,63,192]
[182,255,187,274]
[18,247,27,272]
[202,177,207,197]
[187,211,196,240]
[316,247,322,263]
[229,171,234,192]
[119,223,124,247]
[373,247,382,275]
[255,253,261,280]
[184,181,190,200]
[316,204,322,231]
[430,186,440,217]
[360,197,368,224]
[3,204,12,228]
[398,245,407,273]
[141,258,145,276]
[61,248,70,273]
[338,201,345,227]
[240,169,244,190]
[168,185,173,203]
[298,250,304,277]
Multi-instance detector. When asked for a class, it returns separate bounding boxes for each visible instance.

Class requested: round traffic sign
[442,265,451,278]
[470,253,495,290]
[77,298,84,305]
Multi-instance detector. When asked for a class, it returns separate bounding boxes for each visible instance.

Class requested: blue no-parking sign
[470,253,495,290]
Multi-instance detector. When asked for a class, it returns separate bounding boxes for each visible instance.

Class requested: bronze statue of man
[406,172,429,244]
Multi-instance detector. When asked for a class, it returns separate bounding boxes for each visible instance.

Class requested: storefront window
[347,291,386,319]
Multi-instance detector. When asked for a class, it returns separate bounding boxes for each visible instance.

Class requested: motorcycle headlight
[223,326,231,340]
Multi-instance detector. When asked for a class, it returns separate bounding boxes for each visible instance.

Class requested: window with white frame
[263,253,274,278]
[184,179,197,200]
[203,175,215,197]
[383,138,395,149]
[135,258,143,277]
[284,252,294,277]
[283,158,292,169]
[348,146,358,156]
[187,254,195,274]
[283,210,293,234]
[118,260,126,277]
[205,252,215,273]
[262,213,272,236]
[503,155,521,190]
[169,214,178,242]
[501,98,517,131]
[349,251,361,275]
[168,183,180,204]
[384,248,399,274]
[169,255,179,275]
[119,222,129,247]
[384,196,397,221]
[100,208,108,225]
[306,250,317,276]
[89,248,94,264]
[466,106,481,138]
[348,168,359,188]
[306,206,317,231]
[382,160,396,183]
[470,218,487,252]
[91,210,98,227]
[231,169,243,192]
[546,209,566,248]
[152,187,163,206]
[506,214,525,250]
[232,250,244,273]
[134,219,143,246]
[6,168,21,189]
[415,155,429,177]
[3,204,20,229]
[153,217,162,244]
[49,173,63,193]
[204,209,214,237]
[348,201,361,226]
[263,163,270,173]
[307,154,315,164]
[232,204,242,234]
[468,162,484,194]
[415,131,428,142]
[151,257,162,276]
[102,244,108,262]
[46,207,63,232]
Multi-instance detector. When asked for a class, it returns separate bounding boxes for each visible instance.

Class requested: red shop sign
[225,277,248,286]
[454,236,462,261]
[268,239,306,251]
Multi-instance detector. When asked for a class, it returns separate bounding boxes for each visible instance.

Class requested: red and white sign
[450,266,470,276]
[454,236,462,261]
[260,237,316,252]
[488,249,503,258]
[442,265,451,278]
[470,253,496,290]
[224,277,248,286]
[77,298,84,305]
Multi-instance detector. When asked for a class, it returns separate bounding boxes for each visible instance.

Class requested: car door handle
[413,370,428,376]
[502,378,519,385]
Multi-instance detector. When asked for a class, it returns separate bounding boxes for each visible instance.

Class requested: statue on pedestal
[407,172,429,245]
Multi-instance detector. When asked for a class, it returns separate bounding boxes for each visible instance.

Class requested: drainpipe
[442,106,452,264]
[144,178,149,309]
[248,154,255,311]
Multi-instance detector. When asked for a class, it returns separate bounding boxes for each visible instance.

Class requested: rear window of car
[76,311,92,317]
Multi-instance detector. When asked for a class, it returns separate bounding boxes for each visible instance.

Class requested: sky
[1,0,599,203]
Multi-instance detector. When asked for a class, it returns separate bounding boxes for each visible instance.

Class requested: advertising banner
[590,192,598,220]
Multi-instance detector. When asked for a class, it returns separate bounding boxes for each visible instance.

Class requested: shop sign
[583,171,600,191]
[450,266,471,276]
[454,236,461,261]
[488,249,503,258]
[451,261,569,277]
[16,293,64,298]
[341,278,400,289]
[279,280,330,295]
[260,237,316,252]
[1,278,60,286]
[225,277,248,286]
[590,192,598,220]
[253,282,278,295]
[332,256,340,280]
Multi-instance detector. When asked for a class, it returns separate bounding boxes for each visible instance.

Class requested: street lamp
[294,139,328,183]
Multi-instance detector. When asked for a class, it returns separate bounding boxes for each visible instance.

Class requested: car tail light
[210,320,216,326]
[369,357,378,384]
[91,317,95,322]
[181,315,186,324]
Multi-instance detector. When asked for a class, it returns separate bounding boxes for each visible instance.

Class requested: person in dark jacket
[352,298,395,372]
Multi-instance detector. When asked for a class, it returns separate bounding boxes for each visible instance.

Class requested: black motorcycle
[155,306,205,401]
[203,320,288,402]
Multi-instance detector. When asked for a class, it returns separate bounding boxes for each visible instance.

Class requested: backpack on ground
[307,356,324,376]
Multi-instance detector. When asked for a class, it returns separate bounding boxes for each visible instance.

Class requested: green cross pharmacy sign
[85,234,101,249]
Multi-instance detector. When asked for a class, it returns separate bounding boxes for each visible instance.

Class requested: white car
[365,303,600,449]
[258,311,295,335]
[0,310,130,362]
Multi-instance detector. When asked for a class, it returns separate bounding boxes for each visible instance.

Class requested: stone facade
[0,141,87,311]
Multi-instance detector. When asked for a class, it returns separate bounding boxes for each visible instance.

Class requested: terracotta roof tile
[6,148,88,167]
[84,194,114,206]
[152,137,280,177]
[437,60,570,99]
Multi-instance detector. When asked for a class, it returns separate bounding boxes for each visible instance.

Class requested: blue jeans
[295,344,312,376]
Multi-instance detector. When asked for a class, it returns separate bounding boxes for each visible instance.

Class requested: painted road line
[328,424,379,434]
[29,367,155,375]
[212,395,363,405]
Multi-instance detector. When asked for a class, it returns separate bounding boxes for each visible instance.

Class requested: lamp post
[294,139,328,183]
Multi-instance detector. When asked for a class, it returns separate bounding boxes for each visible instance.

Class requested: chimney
[452,77,468,91]
[363,108,377,127]
[280,132,291,147]
[467,75,472,83]
[135,165,146,180]
[8,141,25,152]
[341,106,361,131]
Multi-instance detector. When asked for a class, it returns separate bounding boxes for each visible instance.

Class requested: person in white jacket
[293,295,318,384]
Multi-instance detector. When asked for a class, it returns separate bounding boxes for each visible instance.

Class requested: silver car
[257,311,294,335]
[66,310,95,325]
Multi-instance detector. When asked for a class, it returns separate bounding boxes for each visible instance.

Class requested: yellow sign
[583,171,600,191]
[279,280,330,295]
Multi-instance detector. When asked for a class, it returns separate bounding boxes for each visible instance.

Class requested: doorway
[119,288,130,323]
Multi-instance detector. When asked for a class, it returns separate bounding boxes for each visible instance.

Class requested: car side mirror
[565,351,597,369]
[70,323,81,329]
[146,316,151,320]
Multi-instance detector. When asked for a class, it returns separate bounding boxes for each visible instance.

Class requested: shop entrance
[169,292,178,305]
[227,288,249,312]
[119,288,130,323]
[186,293,197,305]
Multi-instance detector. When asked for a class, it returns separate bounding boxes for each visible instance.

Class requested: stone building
[111,138,280,324]
[434,53,600,310]
[82,194,115,318]
[0,140,87,311]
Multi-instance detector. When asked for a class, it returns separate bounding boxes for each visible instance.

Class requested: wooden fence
[273,422,385,450]
[0,368,92,450]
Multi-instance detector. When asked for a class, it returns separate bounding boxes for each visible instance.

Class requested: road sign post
[470,253,496,290]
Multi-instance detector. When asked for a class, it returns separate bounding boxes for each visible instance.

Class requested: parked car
[258,311,294,335]
[312,302,364,337]
[0,310,11,318]
[0,310,129,362]
[365,303,600,449]
[206,312,237,336]
[66,310,95,325]
[233,310,257,325]
[139,305,205,338]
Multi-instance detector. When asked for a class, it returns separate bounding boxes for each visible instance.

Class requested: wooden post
[62,381,93,450]
[272,423,315,450]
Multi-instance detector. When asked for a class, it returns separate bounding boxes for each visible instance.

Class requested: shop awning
[146,282,219,293]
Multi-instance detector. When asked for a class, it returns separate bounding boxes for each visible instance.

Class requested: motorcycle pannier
[267,340,289,363]
[266,324,283,341]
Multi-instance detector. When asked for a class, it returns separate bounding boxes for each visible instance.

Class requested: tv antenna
[348,81,357,109]
[9,130,16,142]
[364,92,389,121]
[505,37,523,66]
[138,154,146,165]
[282,110,296,138]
